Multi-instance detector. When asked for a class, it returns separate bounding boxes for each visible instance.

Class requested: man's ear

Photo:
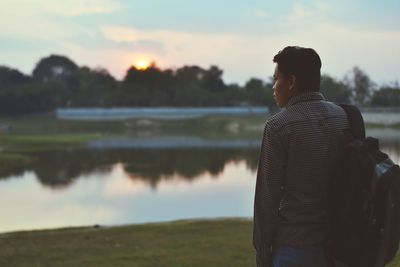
[289,75,297,91]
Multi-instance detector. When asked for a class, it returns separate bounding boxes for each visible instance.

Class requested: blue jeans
[272,244,328,267]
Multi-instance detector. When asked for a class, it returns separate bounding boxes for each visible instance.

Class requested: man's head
[272,46,321,107]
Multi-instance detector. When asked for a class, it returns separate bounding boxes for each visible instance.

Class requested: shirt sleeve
[253,123,286,267]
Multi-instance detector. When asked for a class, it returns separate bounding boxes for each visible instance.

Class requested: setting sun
[135,59,151,70]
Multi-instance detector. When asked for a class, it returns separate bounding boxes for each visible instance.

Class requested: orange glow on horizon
[134,59,151,70]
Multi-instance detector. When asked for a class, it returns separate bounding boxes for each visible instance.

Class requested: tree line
[0,55,399,115]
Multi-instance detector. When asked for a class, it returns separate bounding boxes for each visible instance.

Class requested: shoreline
[0,216,252,236]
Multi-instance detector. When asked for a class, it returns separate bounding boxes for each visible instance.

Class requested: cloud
[53,0,121,16]
[101,26,141,43]
[245,7,268,18]
[98,25,241,74]
[280,2,328,29]
[0,0,122,41]
[0,1,399,84]
[0,0,123,74]
[1,0,121,17]
[291,4,314,19]
[0,3,81,39]
[54,21,400,84]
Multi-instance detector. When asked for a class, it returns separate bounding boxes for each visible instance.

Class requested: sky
[0,0,399,85]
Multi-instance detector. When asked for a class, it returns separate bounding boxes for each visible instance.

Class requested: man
[253,46,349,267]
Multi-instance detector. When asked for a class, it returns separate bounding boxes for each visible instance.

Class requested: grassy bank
[0,134,101,173]
[0,114,266,138]
[0,218,398,267]
[2,114,400,138]
[0,134,102,151]
[0,218,254,267]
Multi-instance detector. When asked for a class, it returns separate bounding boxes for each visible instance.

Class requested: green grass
[0,133,101,151]
[0,153,35,172]
[0,114,128,135]
[0,114,267,138]
[2,114,400,139]
[0,218,398,267]
[0,218,255,267]
[0,134,102,172]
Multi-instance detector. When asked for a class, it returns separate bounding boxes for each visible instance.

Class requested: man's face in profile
[272,65,293,108]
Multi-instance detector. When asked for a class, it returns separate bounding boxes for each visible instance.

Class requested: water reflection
[0,160,256,233]
[0,147,260,189]
[0,128,399,233]
[1,129,399,190]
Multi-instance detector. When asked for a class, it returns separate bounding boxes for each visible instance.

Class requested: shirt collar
[287,91,325,107]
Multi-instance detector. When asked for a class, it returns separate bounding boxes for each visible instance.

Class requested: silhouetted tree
[245,78,274,107]
[320,74,352,103]
[202,65,226,93]
[0,82,57,114]
[370,87,400,107]
[33,55,78,83]
[171,66,207,106]
[0,66,31,87]
[67,67,117,107]
[224,83,246,106]
[123,64,174,106]
[0,66,55,114]
[1,54,399,114]
[344,66,373,106]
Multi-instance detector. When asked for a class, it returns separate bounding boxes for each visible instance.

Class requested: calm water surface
[0,128,399,233]
[0,161,255,233]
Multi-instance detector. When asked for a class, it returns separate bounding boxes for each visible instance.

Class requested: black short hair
[273,46,321,92]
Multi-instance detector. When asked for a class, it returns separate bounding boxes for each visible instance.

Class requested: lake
[0,117,399,234]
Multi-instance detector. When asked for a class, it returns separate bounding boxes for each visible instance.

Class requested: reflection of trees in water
[0,149,113,189]
[3,137,397,190]
[0,148,260,189]
[123,148,259,188]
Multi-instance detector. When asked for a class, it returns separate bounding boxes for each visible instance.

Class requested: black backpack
[327,104,400,267]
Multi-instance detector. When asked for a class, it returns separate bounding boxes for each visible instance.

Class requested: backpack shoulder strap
[337,103,366,139]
